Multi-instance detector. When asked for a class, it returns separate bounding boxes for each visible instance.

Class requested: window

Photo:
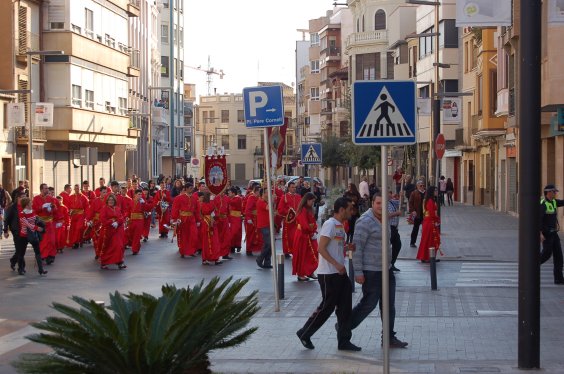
[221,110,229,123]
[490,71,498,115]
[179,27,184,48]
[85,90,94,109]
[209,110,215,124]
[72,85,82,107]
[356,18,360,32]
[386,52,394,79]
[477,74,483,115]
[105,101,115,114]
[161,24,169,44]
[118,97,127,116]
[419,26,434,59]
[173,25,177,44]
[310,87,319,100]
[375,9,386,30]
[84,8,93,38]
[237,109,244,122]
[221,135,229,150]
[439,20,458,48]
[237,135,247,150]
[355,53,380,80]
[161,56,169,77]
[310,33,319,46]
[163,0,169,7]
[419,85,430,99]
[362,15,365,32]
[50,22,64,29]
[174,58,177,77]
[179,59,183,79]
[310,60,320,73]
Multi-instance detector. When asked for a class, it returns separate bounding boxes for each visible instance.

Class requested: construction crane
[185,56,225,96]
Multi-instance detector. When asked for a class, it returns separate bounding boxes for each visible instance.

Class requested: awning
[444,150,462,158]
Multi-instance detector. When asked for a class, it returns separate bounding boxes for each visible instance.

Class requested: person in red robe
[277,181,301,257]
[141,187,154,242]
[417,186,441,263]
[155,180,172,238]
[170,184,199,257]
[32,183,58,264]
[98,193,127,270]
[120,186,134,247]
[127,189,150,255]
[273,177,285,233]
[94,177,106,197]
[54,195,69,253]
[214,190,232,260]
[59,184,72,209]
[81,181,96,242]
[67,184,89,249]
[200,192,222,265]
[244,184,262,255]
[86,186,107,259]
[228,187,243,253]
[127,179,140,199]
[292,192,319,281]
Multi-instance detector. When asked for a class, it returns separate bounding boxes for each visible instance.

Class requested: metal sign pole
[381,145,390,374]
[264,128,280,312]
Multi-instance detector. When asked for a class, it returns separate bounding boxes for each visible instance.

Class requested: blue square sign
[243,85,285,128]
[352,80,416,145]
[301,143,322,165]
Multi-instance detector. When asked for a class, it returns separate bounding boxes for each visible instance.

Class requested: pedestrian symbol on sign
[304,145,321,163]
[356,87,415,139]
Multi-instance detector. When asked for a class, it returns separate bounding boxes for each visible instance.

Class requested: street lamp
[26,50,64,195]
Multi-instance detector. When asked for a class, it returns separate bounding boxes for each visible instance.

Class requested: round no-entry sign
[435,133,446,160]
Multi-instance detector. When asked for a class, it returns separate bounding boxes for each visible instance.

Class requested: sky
[184,0,338,101]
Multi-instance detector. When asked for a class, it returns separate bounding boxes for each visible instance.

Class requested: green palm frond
[13,277,259,374]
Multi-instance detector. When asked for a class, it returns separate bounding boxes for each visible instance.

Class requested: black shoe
[410,244,416,248]
[296,330,314,349]
[231,247,236,253]
[223,255,234,260]
[433,258,441,263]
[100,265,109,270]
[284,253,292,259]
[555,279,564,285]
[181,255,185,258]
[338,341,362,351]
[38,270,48,276]
[246,252,254,256]
[262,264,273,269]
[95,255,99,260]
[18,269,25,276]
[214,260,223,265]
[236,247,241,253]
[297,276,310,282]
[118,263,127,270]
[384,336,408,348]
[307,273,318,280]
[46,257,54,265]
[390,265,400,272]
[72,243,79,249]
[142,237,148,243]
[132,252,138,256]
[10,260,16,271]
[421,260,429,263]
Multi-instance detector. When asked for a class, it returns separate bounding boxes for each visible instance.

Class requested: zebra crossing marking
[456,262,557,287]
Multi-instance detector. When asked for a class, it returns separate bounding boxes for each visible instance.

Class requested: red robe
[128,199,151,254]
[86,197,105,257]
[191,192,202,250]
[244,193,262,253]
[54,202,69,251]
[155,189,172,235]
[213,194,231,257]
[67,193,89,247]
[142,193,154,239]
[277,192,301,254]
[99,205,125,266]
[32,194,58,259]
[171,193,199,256]
[417,198,441,261]
[273,186,284,231]
[59,191,71,207]
[292,208,319,277]
[228,195,243,249]
[200,201,221,262]
[94,186,106,197]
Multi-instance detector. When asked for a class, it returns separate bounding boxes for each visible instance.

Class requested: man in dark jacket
[408,180,426,248]
[5,192,24,272]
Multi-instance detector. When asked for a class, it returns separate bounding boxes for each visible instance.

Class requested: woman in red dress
[292,192,319,281]
[200,192,222,265]
[99,194,127,270]
[416,186,441,263]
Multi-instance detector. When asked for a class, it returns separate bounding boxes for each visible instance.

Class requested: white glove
[247,219,253,224]
[311,233,318,241]
[111,222,118,229]
[46,207,52,212]
[211,212,216,218]
[55,222,63,228]
[87,221,93,227]
[196,222,201,227]
[42,203,51,209]
[139,198,145,204]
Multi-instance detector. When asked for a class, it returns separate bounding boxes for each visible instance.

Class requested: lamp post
[26,50,64,195]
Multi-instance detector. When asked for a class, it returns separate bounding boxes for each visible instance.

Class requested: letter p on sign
[249,91,268,117]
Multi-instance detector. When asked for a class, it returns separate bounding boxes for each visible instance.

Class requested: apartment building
[0,0,43,191]
[127,0,161,180]
[157,0,185,178]
[194,83,296,186]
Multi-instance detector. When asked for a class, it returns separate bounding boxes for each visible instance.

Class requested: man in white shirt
[296,197,362,352]
[359,176,370,200]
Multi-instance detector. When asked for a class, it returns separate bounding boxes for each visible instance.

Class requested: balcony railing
[129,49,140,69]
[321,46,341,57]
[16,126,47,143]
[254,147,263,156]
[345,30,388,49]
[152,106,169,126]
[508,87,515,116]
[16,31,39,56]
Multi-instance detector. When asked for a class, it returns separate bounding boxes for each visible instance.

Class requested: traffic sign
[243,85,285,128]
[352,80,416,145]
[435,133,446,160]
[301,143,322,165]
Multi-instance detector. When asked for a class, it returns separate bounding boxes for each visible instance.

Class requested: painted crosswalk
[456,262,558,287]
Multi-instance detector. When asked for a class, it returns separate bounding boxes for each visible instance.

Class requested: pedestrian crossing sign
[301,143,322,165]
[352,80,416,145]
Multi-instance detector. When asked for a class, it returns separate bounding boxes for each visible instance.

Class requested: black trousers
[257,228,272,267]
[540,231,564,282]
[391,225,402,265]
[410,216,422,245]
[11,235,43,273]
[298,273,352,345]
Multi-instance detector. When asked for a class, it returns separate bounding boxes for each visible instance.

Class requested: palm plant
[13,276,259,374]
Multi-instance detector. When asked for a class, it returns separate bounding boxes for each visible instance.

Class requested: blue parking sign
[352,81,416,145]
[243,85,285,128]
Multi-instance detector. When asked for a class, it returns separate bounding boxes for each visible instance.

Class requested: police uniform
[540,184,564,284]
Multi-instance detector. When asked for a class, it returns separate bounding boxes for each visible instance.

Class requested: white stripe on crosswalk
[0,325,36,356]
[456,262,557,287]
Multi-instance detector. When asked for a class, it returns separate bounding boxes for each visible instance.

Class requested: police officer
[540,184,564,284]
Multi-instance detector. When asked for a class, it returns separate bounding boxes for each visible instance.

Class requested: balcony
[127,49,140,77]
[345,30,388,51]
[508,87,515,117]
[15,31,40,63]
[496,88,509,117]
[15,126,47,144]
[321,46,341,61]
[127,0,140,17]
[254,147,263,156]
[152,106,169,127]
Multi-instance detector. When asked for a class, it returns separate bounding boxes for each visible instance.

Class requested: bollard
[430,247,438,290]
[277,253,285,300]
[348,250,355,293]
